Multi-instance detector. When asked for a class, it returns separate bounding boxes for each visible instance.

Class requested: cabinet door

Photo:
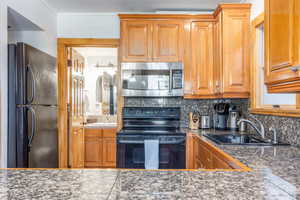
[201,145,213,169]
[121,21,152,62]
[212,154,231,169]
[152,21,183,62]
[71,127,84,168]
[213,14,222,96]
[102,129,117,167]
[193,136,200,169]
[222,9,250,97]
[185,133,195,169]
[189,21,215,97]
[84,135,102,168]
[265,0,300,90]
[102,138,116,168]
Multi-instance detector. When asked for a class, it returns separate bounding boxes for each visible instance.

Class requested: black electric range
[117,107,186,169]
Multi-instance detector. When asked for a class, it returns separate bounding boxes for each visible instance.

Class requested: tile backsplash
[124,97,248,128]
[246,113,300,146]
[124,97,300,146]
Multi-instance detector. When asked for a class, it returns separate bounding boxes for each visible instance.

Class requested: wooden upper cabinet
[188,21,214,97]
[120,18,183,62]
[265,0,300,92]
[221,8,250,98]
[152,21,183,62]
[121,21,152,62]
[213,14,222,96]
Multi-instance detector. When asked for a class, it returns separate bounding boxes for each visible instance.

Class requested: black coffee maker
[214,102,230,130]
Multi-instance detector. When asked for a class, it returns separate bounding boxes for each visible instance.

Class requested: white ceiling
[8,7,42,31]
[44,0,241,13]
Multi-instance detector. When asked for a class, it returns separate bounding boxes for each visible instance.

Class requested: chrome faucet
[269,127,278,144]
[237,117,265,139]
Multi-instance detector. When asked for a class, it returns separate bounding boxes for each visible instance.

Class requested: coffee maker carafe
[214,102,230,130]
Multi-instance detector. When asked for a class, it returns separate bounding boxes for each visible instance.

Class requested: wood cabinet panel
[120,19,183,62]
[265,0,300,92]
[186,133,195,169]
[121,21,152,62]
[222,9,250,96]
[267,0,294,71]
[102,138,117,167]
[186,133,248,170]
[213,14,222,96]
[71,127,85,168]
[189,21,214,96]
[84,128,116,168]
[84,136,102,167]
[103,128,117,138]
[184,5,250,99]
[152,21,183,62]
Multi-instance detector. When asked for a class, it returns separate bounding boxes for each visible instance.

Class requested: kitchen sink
[203,133,289,146]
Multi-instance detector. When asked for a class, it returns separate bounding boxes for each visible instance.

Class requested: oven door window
[118,142,185,169]
[122,69,170,90]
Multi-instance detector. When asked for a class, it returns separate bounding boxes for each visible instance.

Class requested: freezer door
[21,43,57,105]
[16,106,29,168]
[28,105,58,168]
[8,44,17,168]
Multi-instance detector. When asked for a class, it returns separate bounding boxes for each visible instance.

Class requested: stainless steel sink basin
[203,133,289,146]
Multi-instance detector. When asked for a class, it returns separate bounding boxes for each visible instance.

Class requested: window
[251,13,300,116]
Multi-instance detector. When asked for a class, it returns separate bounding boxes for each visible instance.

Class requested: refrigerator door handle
[27,106,36,149]
[27,65,36,104]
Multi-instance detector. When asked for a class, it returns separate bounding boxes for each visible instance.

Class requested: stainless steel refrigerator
[8,43,58,168]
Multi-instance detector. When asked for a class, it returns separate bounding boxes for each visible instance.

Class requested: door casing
[57,38,120,168]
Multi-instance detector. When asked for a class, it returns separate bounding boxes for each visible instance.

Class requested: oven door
[117,135,186,169]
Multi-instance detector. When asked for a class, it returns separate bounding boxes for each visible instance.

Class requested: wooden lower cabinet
[71,127,85,168]
[186,133,237,170]
[84,128,117,168]
[84,129,102,167]
[102,138,117,167]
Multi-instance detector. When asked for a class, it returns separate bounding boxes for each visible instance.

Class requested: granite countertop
[1,130,300,199]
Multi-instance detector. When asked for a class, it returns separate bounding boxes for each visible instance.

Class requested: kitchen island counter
[1,132,300,199]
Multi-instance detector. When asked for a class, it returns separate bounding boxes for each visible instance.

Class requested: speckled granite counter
[1,130,300,200]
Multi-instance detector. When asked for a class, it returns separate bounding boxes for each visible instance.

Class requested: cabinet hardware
[291,66,300,72]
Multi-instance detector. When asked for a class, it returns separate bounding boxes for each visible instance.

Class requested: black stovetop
[118,107,184,137]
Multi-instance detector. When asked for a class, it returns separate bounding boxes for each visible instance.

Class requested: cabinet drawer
[85,128,102,137]
[103,128,117,138]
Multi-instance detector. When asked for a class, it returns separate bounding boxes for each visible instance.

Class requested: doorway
[57,39,120,168]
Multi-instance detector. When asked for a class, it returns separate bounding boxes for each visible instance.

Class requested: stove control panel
[123,107,180,118]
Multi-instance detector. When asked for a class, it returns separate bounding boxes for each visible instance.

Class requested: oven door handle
[118,140,144,144]
[161,139,185,145]
[118,138,186,145]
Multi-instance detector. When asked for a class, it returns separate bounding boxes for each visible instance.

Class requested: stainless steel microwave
[121,62,184,97]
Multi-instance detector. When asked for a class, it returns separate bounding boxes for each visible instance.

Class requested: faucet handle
[269,127,278,144]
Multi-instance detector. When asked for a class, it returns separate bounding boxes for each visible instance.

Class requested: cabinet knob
[291,66,300,72]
